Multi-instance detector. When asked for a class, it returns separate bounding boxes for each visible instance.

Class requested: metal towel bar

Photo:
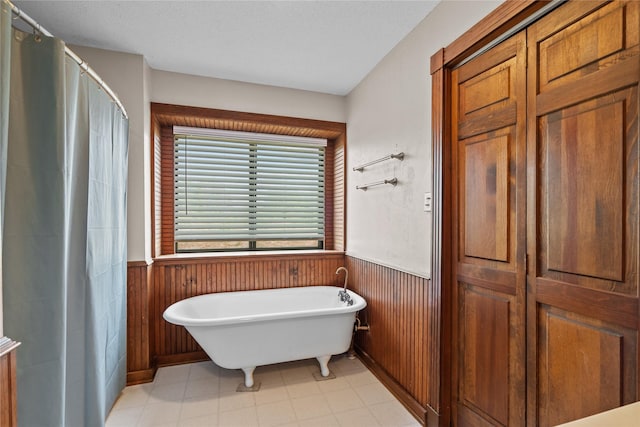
[353,152,404,172]
[356,178,398,191]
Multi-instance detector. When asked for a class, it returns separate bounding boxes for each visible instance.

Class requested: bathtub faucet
[335,267,353,306]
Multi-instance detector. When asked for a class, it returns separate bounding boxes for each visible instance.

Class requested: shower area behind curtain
[1,11,129,426]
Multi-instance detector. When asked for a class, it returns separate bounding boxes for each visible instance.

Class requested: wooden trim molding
[0,337,20,427]
[429,62,450,427]
[441,0,545,67]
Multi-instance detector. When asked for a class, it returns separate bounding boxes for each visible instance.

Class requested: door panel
[463,133,510,262]
[452,32,527,427]
[460,286,511,426]
[527,1,640,425]
[542,91,630,284]
[537,305,636,427]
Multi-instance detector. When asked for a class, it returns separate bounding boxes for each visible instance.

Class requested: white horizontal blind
[174,128,326,248]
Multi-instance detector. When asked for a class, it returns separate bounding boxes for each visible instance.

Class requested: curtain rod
[5,0,128,119]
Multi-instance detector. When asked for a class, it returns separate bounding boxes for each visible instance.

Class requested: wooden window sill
[153,250,345,265]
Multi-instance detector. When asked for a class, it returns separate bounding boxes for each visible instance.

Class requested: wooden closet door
[527,1,640,426]
[451,32,527,427]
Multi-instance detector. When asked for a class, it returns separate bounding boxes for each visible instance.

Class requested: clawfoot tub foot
[316,355,331,377]
[242,367,256,387]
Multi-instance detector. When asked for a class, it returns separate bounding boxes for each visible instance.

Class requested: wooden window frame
[150,103,347,258]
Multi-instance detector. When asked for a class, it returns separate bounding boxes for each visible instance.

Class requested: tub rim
[163,285,366,327]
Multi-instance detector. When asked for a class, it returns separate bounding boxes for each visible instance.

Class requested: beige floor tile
[137,401,182,427]
[256,400,297,427]
[325,388,365,414]
[217,367,244,379]
[108,358,421,427]
[281,366,316,385]
[219,376,245,393]
[316,377,351,394]
[155,364,193,386]
[334,407,380,427]
[330,356,366,375]
[254,385,290,406]
[148,382,187,404]
[112,384,153,409]
[177,413,219,427]
[343,369,378,388]
[368,400,418,427]
[286,381,322,399]
[254,370,285,388]
[218,406,259,427]
[185,377,220,399]
[218,390,256,412]
[106,406,144,427]
[189,361,220,381]
[353,382,395,406]
[291,395,332,421]
[180,396,219,421]
[297,414,340,427]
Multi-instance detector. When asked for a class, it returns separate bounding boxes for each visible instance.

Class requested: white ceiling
[13,1,440,96]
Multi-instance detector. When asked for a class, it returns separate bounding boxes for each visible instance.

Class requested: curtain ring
[33,32,41,43]
[12,9,21,20]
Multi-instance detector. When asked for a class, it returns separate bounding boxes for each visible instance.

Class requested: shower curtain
[2,26,128,426]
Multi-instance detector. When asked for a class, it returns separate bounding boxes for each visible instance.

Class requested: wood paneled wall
[126,261,155,384]
[159,126,175,256]
[152,118,162,258]
[333,135,346,251]
[346,256,431,423]
[0,339,19,427]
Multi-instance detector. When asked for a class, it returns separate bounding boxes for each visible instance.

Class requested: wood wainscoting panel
[126,261,155,385]
[346,256,430,422]
[151,253,345,364]
[0,338,20,427]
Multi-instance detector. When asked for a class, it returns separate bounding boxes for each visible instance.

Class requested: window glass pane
[255,240,322,249]
[176,241,250,251]
[174,130,325,252]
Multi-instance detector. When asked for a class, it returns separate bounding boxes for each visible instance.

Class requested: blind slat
[174,132,325,245]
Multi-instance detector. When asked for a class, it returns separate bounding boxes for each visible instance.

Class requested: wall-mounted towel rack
[356,178,398,191]
[353,152,404,172]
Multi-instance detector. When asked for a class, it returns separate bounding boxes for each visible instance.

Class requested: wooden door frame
[428,1,549,425]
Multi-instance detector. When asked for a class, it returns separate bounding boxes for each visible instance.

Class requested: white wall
[151,70,346,123]
[345,0,501,278]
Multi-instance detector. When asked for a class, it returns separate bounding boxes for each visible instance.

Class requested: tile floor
[107,355,420,427]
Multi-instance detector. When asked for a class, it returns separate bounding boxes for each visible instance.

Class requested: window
[151,103,345,257]
[173,127,326,252]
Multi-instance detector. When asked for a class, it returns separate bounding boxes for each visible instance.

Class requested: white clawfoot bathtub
[163,285,366,388]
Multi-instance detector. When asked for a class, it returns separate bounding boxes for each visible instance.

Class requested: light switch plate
[424,192,432,212]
